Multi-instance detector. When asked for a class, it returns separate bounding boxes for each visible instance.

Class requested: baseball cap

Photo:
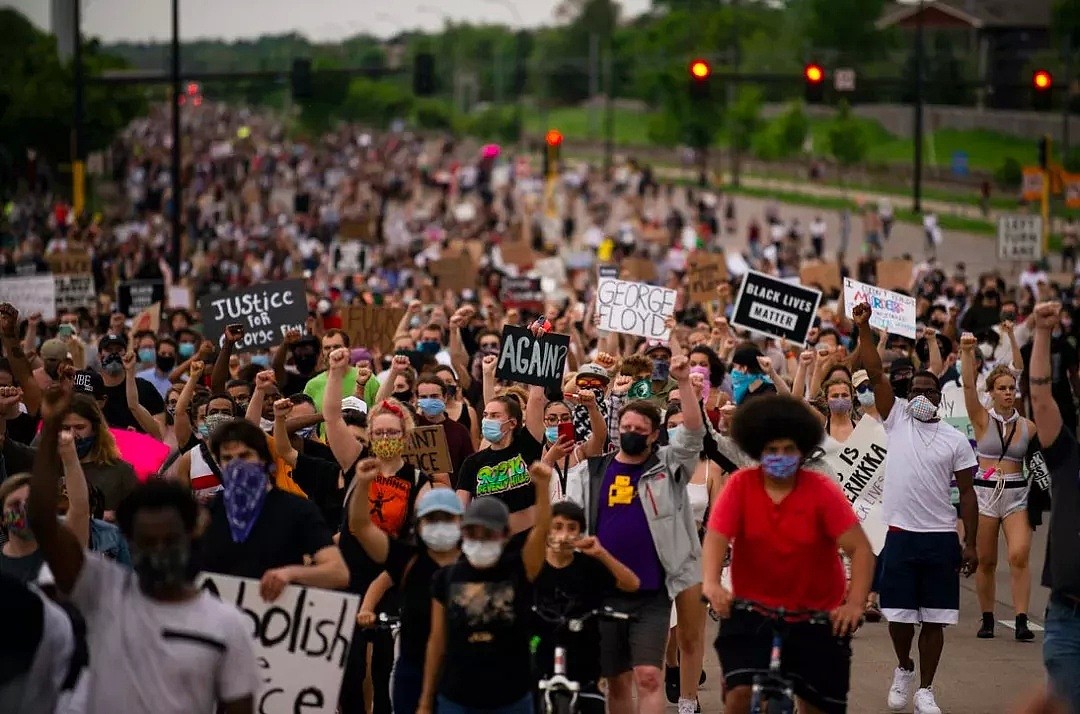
[40,339,69,361]
[72,370,104,399]
[577,363,610,383]
[98,333,126,352]
[644,340,671,356]
[416,488,465,519]
[462,497,510,533]
[852,370,870,389]
[340,396,368,414]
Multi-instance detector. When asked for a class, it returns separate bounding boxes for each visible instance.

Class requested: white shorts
[974,471,1029,520]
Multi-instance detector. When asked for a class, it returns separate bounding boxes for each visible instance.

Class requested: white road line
[997,619,1045,632]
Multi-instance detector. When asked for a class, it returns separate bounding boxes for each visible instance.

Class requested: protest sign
[500,240,535,268]
[799,261,842,294]
[495,324,570,390]
[269,187,296,215]
[500,277,544,310]
[820,419,888,554]
[595,278,677,340]
[330,241,367,274]
[167,284,193,310]
[197,573,359,714]
[0,275,57,319]
[199,279,308,353]
[688,253,727,303]
[725,251,751,277]
[47,249,91,275]
[875,259,913,292]
[342,305,405,355]
[117,279,166,318]
[623,257,657,283]
[339,217,375,244]
[54,274,95,314]
[843,277,917,339]
[598,264,619,279]
[404,425,453,474]
[131,303,161,334]
[429,254,475,292]
[730,271,821,345]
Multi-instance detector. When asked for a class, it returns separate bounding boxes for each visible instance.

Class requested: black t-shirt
[385,539,449,664]
[532,554,617,685]
[101,376,165,432]
[5,411,38,446]
[1022,338,1079,427]
[431,551,534,708]
[0,548,45,585]
[456,429,542,514]
[291,452,345,529]
[1039,430,1080,598]
[281,371,313,398]
[194,488,334,578]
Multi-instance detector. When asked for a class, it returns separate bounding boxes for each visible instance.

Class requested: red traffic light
[689,59,711,80]
[1034,70,1052,91]
[804,64,824,84]
[545,130,564,147]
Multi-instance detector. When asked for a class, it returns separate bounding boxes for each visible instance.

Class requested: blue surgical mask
[761,454,800,480]
[856,390,875,407]
[667,424,684,443]
[545,425,559,443]
[418,397,446,417]
[137,347,155,363]
[250,354,270,368]
[482,418,506,442]
[178,343,196,359]
[75,435,96,459]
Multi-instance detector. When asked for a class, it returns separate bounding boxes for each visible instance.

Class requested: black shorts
[878,529,960,625]
[715,609,851,714]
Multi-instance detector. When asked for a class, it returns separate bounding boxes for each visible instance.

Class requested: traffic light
[1033,69,1052,111]
[414,53,436,96]
[804,63,825,103]
[291,58,312,100]
[1038,135,1050,169]
[543,129,563,176]
[689,59,711,100]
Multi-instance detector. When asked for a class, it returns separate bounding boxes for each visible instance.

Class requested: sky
[6,0,653,43]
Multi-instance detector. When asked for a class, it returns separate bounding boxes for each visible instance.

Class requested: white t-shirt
[70,553,258,713]
[881,398,977,532]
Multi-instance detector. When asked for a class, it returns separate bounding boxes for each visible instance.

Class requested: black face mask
[445,385,458,398]
[131,543,190,596]
[157,354,176,372]
[392,390,414,403]
[294,353,318,374]
[619,431,650,456]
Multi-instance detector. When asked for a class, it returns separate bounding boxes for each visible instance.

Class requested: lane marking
[997,619,1045,632]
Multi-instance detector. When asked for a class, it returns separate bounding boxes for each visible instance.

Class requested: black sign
[494,324,570,390]
[500,277,543,310]
[730,271,822,345]
[198,279,309,353]
[117,280,166,318]
[598,264,619,279]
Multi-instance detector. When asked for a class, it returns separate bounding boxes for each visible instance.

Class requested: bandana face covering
[221,460,270,543]
[628,379,652,399]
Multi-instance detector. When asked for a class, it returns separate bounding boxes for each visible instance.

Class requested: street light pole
[171,0,182,277]
[912,0,925,213]
[73,0,86,215]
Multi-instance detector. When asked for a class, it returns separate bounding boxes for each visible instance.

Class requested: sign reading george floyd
[197,572,359,714]
[730,271,821,345]
[495,324,570,390]
[594,278,677,341]
[199,279,308,353]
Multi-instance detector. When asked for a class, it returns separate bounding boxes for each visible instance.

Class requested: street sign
[997,214,1043,261]
[834,68,856,92]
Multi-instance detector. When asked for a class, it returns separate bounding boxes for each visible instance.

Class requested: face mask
[45,363,61,380]
[75,435,96,459]
[203,412,232,438]
[731,369,769,405]
[156,354,176,372]
[178,343,196,359]
[906,395,939,422]
[462,538,503,568]
[131,543,190,595]
[979,343,994,359]
[418,340,440,355]
[3,501,33,540]
[138,347,155,363]
[619,431,650,456]
[651,360,670,382]
[417,397,446,417]
[545,425,559,443]
[761,454,800,480]
[221,459,271,543]
[392,390,414,404]
[445,384,458,398]
[294,354,318,373]
[628,378,652,399]
[250,354,270,368]
[101,353,125,375]
[296,425,317,440]
[482,418,506,443]
[828,397,852,413]
[667,424,684,443]
[370,436,407,460]
[1001,311,1016,322]
[856,390,876,407]
[420,522,461,552]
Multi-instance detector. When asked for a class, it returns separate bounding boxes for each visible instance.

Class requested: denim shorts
[1044,596,1080,714]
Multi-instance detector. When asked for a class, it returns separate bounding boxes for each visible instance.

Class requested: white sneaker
[914,687,942,714]
[677,698,697,714]
[887,667,916,711]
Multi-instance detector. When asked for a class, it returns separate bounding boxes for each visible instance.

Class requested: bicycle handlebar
[732,599,832,625]
[532,605,637,631]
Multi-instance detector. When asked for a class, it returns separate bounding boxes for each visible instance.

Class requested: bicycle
[532,606,635,714]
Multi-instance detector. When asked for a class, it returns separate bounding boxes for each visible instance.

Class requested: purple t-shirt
[596,458,664,591]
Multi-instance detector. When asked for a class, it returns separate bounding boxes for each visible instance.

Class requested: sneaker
[665,666,679,704]
[977,613,995,639]
[677,698,697,714]
[887,667,916,711]
[914,687,942,714]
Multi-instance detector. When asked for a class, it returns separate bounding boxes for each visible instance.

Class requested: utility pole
[72,0,86,215]
[170,0,182,277]
[912,0,925,213]
[729,0,741,187]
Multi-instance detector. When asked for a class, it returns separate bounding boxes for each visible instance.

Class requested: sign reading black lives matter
[730,271,821,345]
[117,279,166,318]
[199,279,308,353]
[495,324,570,390]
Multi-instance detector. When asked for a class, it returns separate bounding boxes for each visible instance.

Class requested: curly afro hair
[730,394,825,460]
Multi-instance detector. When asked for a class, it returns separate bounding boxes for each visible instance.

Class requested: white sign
[998,214,1043,261]
[820,419,888,554]
[54,274,96,314]
[834,68,856,92]
[0,275,57,320]
[197,572,360,714]
[843,277,917,339]
[330,241,366,274]
[595,278,676,340]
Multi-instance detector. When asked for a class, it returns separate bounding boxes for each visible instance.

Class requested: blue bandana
[221,460,270,543]
[731,370,773,405]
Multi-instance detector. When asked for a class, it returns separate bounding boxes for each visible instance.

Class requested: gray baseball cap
[462,497,510,533]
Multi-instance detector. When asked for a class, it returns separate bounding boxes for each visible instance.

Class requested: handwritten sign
[688,253,727,303]
[799,261,842,294]
[429,254,475,292]
[199,279,308,353]
[0,275,57,319]
[343,305,406,355]
[339,217,375,244]
[329,242,367,274]
[843,277,916,339]
[495,324,570,390]
[55,274,95,314]
[47,250,91,275]
[730,271,821,345]
[998,214,1043,261]
[595,278,676,340]
[404,425,453,474]
[117,279,166,318]
[500,277,544,310]
[197,573,359,714]
[820,419,888,554]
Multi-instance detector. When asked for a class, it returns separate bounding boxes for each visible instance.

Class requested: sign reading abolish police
[820,419,888,554]
[495,324,570,390]
[594,278,676,341]
[199,279,308,353]
[730,271,821,345]
[197,572,360,713]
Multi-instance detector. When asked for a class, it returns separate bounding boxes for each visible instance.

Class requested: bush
[341,78,413,128]
[775,101,810,157]
[646,111,682,147]
[826,101,868,167]
[994,156,1022,189]
[458,105,520,144]
[413,98,454,131]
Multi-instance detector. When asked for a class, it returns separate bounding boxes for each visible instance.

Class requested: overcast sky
[7,0,653,42]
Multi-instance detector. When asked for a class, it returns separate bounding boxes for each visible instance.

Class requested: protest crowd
[2,100,1080,714]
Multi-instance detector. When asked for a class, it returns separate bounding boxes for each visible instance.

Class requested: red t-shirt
[708,467,858,611]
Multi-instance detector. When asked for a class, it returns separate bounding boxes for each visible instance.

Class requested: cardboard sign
[117,279,166,318]
[429,254,475,292]
[197,573,359,713]
[623,257,657,283]
[131,303,161,334]
[875,259,913,292]
[339,217,374,244]
[500,240,535,268]
[342,305,406,355]
[595,278,677,340]
[799,261,842,294]
[730,271,821,345]
[819,419,888,554]
[843,277,917,339]
[404,425,454,474]
[54,274,95,314]
[500,277,544,310]
[494,325,570,390]
[0,275,57,320]
[199,279,308,353]
[998,214,1043,261]
[688,253,728,303]
[330,242,367,274]
[47,249,91,275]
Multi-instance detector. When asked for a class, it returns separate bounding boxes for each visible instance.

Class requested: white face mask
[978,343,994,360]
[856,391,876,407]
[462,538,503,568]
[420,522,461,553]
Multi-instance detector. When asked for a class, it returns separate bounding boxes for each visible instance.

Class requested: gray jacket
[565,424,706,599]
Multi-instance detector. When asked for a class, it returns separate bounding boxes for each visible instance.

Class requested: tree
[728,86,763,152]
[798,0,887,62]
[826,100,869,171]
[775,101,810,157]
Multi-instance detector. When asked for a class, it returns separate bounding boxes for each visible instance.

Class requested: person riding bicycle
[702,394,874,714]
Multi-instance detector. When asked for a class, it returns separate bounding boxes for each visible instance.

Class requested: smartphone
[227,323,245,336]
[58,324,75,338]
[558,421,575,444]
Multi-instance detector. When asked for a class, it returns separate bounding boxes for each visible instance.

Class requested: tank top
[454,401,472,432]
[189,442,223,498]
[687,463,711,526]
[975,410,1030,466]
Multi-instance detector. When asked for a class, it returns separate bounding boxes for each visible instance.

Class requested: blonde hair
[985,364,1017,392]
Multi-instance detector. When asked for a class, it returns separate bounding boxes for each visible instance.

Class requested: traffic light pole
[72,0,86,216]
[912,0,925,213]
[170,0,183,278]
